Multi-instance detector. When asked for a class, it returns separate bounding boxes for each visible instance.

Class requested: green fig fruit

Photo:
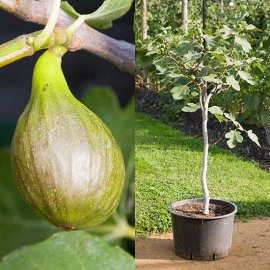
[10,46,125,230]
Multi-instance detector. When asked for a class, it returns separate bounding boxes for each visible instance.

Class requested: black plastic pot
[168,198,237,261]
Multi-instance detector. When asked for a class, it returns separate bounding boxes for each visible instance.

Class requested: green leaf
[225,130,243,148]
[220,25,237,39]
[168,73,182,78]
[235,36,252,52]
[85,0,133,29]
[238,71,255,85]
[82,86,120,128]
[61,0,133,29]
[191,91,199,97]
[225,131,237,149]
[226,75,240,91]
[176,41,194,56]
[227,139,236,149]
[197,67,208,78]
[245,24,256,30]
[225,131,233,140]
[224,113,243,130]
[61,2,80,19]
[204,34,216,47]
[183,52,202,63]
[182,103,201,113]
[170,85,190,100]
[214,113,223,122]
[202,74,222,84]
[0,231,134,270]
[204,29,213,36]
[208,106,223,116]
[235,131,244,143]
[211,52,226,63]
[224,112,236,121]
[254,61,264,73]
[153,58,168,74]
[225,56,233,66]
[247,130,261,147]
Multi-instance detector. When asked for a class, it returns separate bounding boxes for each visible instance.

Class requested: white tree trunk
[141,0,148,83]
[182,0,188,34]
[220,0,224,9]
[141,0,147,40]
[200,91,210,215]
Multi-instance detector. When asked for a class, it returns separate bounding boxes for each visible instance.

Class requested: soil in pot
[174,202,232,218]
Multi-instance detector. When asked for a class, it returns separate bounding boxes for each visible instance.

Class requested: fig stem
[49,45,67,58]
[0,28,70,68]
[33,0,61,50]
[87,213,135,241]
[102,218,135,242]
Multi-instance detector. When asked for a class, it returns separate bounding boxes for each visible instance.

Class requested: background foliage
[136,0,270,129]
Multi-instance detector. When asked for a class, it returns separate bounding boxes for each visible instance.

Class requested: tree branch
[0,0,135,74]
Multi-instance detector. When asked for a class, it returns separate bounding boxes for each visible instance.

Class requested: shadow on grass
[234,200,270,219]
[135,113,249,159]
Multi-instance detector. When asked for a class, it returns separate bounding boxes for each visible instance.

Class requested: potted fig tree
[152,17,261,260]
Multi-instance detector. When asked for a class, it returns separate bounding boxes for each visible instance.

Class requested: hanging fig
[11,46,125,230]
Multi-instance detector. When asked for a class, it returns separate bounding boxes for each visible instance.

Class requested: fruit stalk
[0,28,70,68]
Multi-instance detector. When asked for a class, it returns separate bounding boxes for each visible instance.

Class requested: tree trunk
[182,0,188,34]
[141,0,147,40]
[220,0,224,9]
[140,0,148,83]
[200,90,210,215]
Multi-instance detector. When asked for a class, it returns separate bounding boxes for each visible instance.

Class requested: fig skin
[10,47,125,230]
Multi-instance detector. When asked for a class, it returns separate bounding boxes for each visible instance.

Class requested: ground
[136,218,270,270]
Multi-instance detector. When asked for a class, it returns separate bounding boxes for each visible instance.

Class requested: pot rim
[168,198,237,220]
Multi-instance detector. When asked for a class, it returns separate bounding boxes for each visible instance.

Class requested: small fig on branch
[11,46,125,230]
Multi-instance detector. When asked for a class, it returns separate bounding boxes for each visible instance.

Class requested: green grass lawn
[135,113,270,236]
